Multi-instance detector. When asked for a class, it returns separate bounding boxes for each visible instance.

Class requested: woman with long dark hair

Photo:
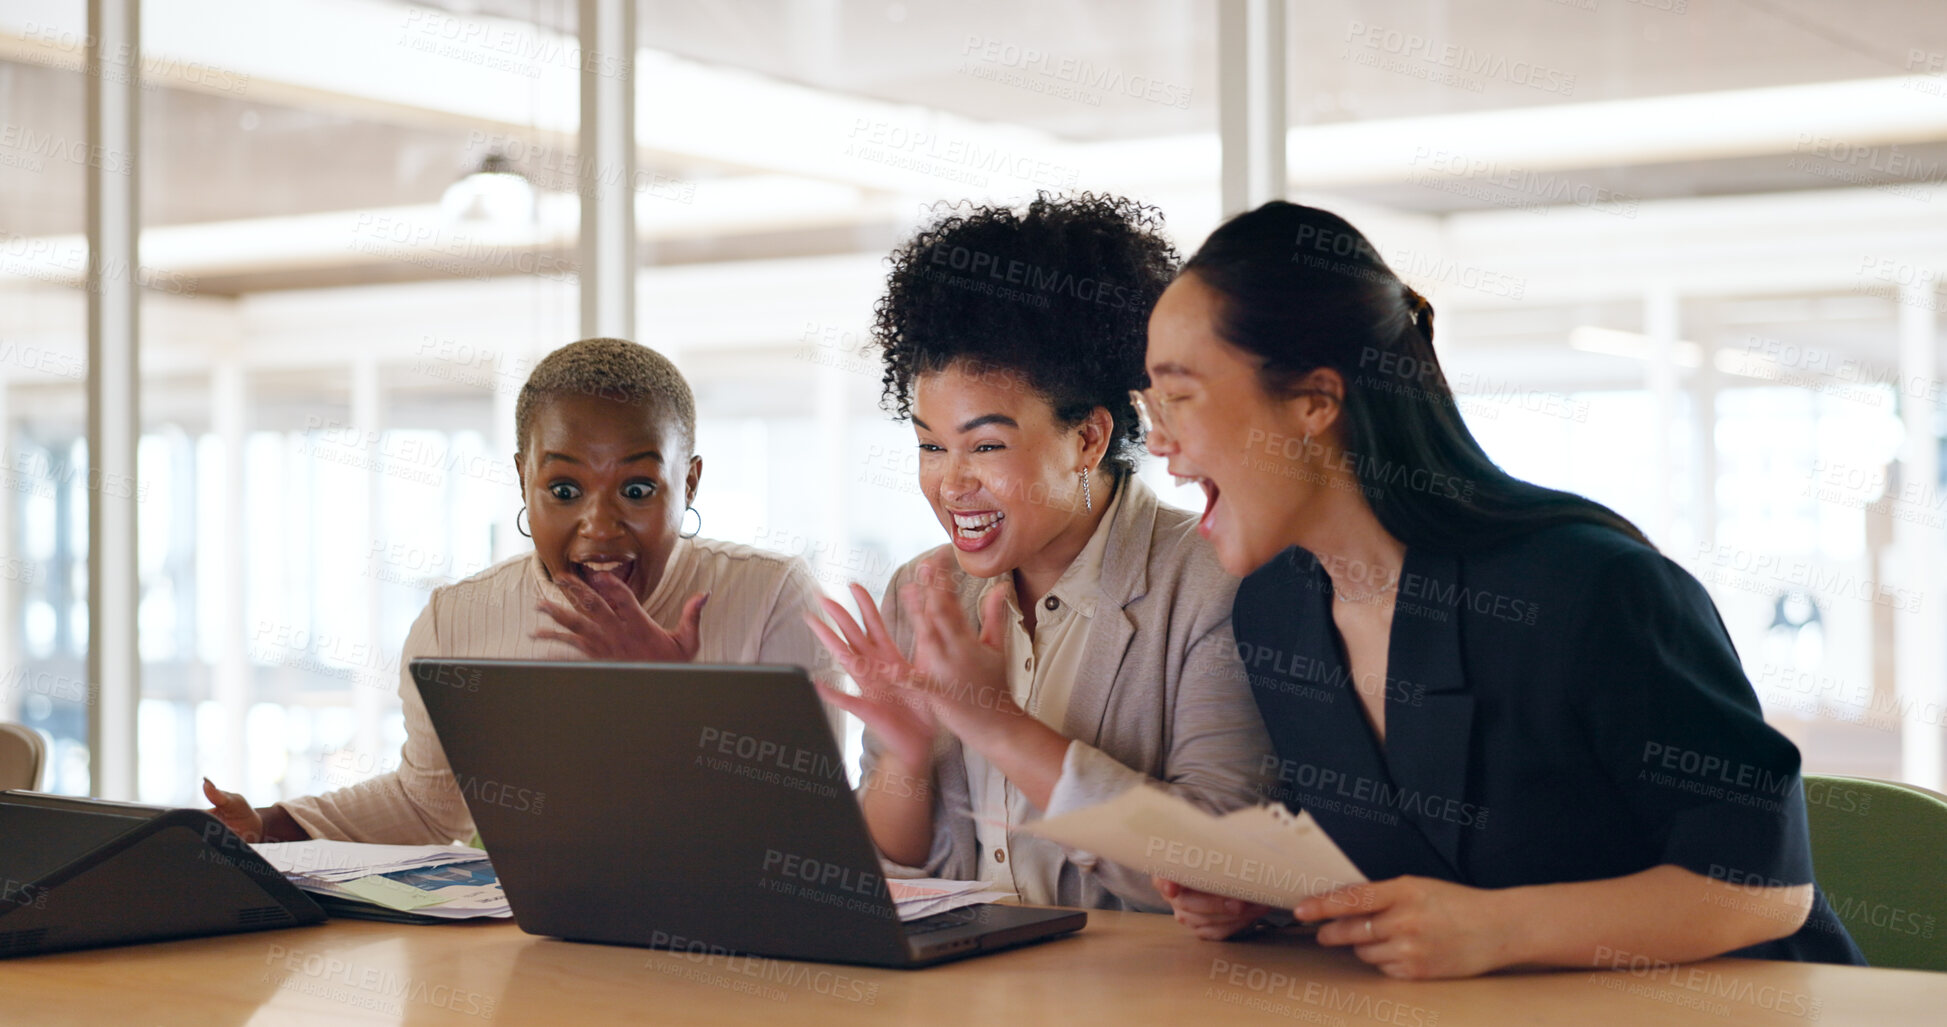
[1142,202,1863,977]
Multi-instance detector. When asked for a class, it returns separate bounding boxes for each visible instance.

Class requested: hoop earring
[1080,468,1092,513]
[680,505,702,539]
[516,506,531,538]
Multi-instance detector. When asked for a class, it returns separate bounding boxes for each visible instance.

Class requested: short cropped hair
[514,337,697,458]
[872,192,1178,479]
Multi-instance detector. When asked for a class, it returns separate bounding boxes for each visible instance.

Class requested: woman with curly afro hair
[807,194,1276,911]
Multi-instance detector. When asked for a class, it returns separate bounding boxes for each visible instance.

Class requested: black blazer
[1234,523,1864,965]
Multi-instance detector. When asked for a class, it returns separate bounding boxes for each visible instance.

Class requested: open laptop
[412,658,1085,968]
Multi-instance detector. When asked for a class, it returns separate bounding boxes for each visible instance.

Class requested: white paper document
[254,840,512,919]
[1023,786,1366,909]
[254,840,487,882]
[885,878,1015,921]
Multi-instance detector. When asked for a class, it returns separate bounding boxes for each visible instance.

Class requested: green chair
[1802,773,1947,971]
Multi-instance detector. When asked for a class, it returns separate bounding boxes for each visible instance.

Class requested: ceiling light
[440,152,536,233]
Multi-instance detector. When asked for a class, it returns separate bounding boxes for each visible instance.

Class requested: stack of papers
[255,840,512,920]
[886,878,1014,921]
[257,841,480,881]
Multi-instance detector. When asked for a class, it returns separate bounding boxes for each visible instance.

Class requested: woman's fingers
[1313,905,1401,946]
[1303,882,1403,954]
[908,579,975,667]
[976,584,1011,650]
[803,612,860,667]
[848,583,901,657]
[1174,889,1247,916]
[1296,882,1388,924]
[901,583,944,665]
[816,679,920,731]
[918,569,965,643]
[535,597,600,639]
[907,564,961,662]
[554,573,616,619]
[670,592,708,658]
[817,682,932,768]
[1185,914,1259,941]
[818,595,872,654]
[804,610,908,696]
[814,680,875,720]
[1171,904,1259,938]
[913,553,948,588]
[528,573,701,663]
[920,570,979,650]
[1313,913,1408,972]
[844,583,880,630]
[1156,879,1273,941]
[202,778,261,840]
[202,777,246,813]
[581,570,638,618]
[532,614,601,650]
[530,628,597,655]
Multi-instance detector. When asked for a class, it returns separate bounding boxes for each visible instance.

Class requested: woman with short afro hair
[809,194,1276,911]
[205,337,840,846]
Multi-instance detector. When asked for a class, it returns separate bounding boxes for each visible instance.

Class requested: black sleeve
[1569,544,1815,890]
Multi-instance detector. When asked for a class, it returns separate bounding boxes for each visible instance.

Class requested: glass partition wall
[2,0,93,795]
[1,0,1942,803]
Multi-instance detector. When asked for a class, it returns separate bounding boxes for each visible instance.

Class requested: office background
[1,0,1944,810]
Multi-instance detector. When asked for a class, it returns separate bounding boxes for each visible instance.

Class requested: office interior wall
[0,0,1942,802]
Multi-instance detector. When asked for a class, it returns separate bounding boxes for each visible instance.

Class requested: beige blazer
[865,476,1276,911]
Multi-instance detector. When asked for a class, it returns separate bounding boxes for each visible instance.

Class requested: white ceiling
[1,0,1945,405]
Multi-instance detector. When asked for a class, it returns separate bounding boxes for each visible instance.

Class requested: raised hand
[804,582,937,773]
[534,570,705,662]
[902,556,1017,738]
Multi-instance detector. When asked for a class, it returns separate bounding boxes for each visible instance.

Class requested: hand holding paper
[1151,876,1270,940]
[1022,785,1365,909]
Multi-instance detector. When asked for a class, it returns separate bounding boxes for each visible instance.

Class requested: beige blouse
[960,480,1123,904]
[279,537,837,844]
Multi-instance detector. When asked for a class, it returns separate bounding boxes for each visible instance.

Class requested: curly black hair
[871,192,1180,479]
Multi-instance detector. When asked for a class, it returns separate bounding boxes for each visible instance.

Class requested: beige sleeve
[1046,617,1271,818]
[277,602,477,845]
[1040,615,1276,910]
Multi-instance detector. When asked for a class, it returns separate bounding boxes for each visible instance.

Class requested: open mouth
[948,509,1005,552]
[1175,474,1221,538]
[570,556,637,588]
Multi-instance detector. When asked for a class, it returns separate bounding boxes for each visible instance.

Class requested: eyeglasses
[1131,378,1337,443]
[1129,388,1175,440]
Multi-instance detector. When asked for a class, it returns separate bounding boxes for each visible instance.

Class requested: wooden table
[4,910,1942,1025]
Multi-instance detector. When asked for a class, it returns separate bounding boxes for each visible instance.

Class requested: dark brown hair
[1183,201,1648,553]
